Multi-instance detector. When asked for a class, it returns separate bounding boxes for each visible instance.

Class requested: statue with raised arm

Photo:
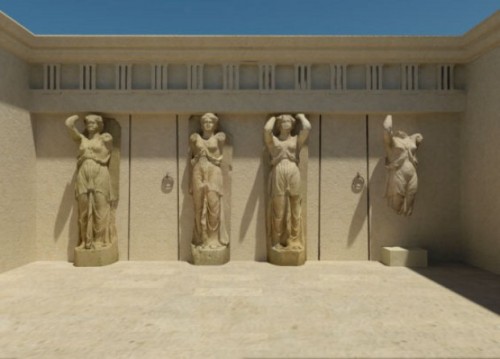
[190,113,229,265]
[383,115,423,216]
[264,113,311,265]
[65,114,119,266]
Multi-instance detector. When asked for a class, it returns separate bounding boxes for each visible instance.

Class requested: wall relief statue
[264,113,311,266]
[189,113,230,265]
[383,115,423,216]
[65,114,120,266]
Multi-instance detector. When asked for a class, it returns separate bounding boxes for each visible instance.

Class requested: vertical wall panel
[320,115,369,260]
[462,47,500,274]
[129,115,178,260]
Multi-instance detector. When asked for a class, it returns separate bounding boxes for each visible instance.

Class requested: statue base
[74,241,119,267]
[191,244,229,265]
[268,245,306,266]
[381,246,427,267]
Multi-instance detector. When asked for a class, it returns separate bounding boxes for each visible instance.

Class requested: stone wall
[462,46,500,274]
[31,112,461,263]
[0,48,36,272]
[0,11,499,273]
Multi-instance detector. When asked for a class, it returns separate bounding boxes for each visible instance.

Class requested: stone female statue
[190,113,229,264]
[383,115,423,216]
[65,114,119,266]
[264,113,311,265]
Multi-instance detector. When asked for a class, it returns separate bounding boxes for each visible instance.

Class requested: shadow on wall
[347,172,369,249]
[411,264,500,315]
[345,159,384,255]
[237,150,266,261]
[180,147,194,263]
[53,172,78,262]
[368,157,410,256]
[347,154,449,260]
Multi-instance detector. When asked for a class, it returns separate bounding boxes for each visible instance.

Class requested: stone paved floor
[0,261,499,359]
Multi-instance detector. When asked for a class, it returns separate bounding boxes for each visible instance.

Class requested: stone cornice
[0,11,498,64]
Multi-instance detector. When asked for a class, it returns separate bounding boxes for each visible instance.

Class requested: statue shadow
[347,183,368,248]
[53,172,79,262]
[179,155,194,263]
[238,151,267,262]
[346,159,386,249]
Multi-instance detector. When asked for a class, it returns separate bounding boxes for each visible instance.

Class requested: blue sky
[0,0,498,35]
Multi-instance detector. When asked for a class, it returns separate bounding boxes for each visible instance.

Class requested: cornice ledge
[0,12,34,58]
[1,10,499,64]
[461,11,500,62]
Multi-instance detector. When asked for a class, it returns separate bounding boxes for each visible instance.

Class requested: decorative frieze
[437,64,454,91]
[295,64,311,90]
[80,64,96,90]
[331,64,347,91]
[33,62,462,93]
[223,64,239,90]
[152,64,168,90]
[402,64,418,91]
[259,64,275,90]
[188,64,203,90]
[366,64,383,91]
[116,64,132,90]
[43,64,60,90]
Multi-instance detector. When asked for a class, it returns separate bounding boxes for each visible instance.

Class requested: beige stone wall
[30,111,463,265]
[0,48,36,272]
[1,12,498,270]
[368,114,462,262]
[33,112,320,263]
[462,46,500,274]
[320,115,369,260]
[129,114,178,260]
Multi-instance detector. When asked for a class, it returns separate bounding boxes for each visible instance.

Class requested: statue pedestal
[381,246,427,267]
[191,244,229,265]
[74,241,119,267]
[268,245,306,266]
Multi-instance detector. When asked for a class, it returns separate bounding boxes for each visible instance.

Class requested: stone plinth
[74,241,119,267]
[268,245,306,266]
[381,246,427,267]
[191,245,229,265]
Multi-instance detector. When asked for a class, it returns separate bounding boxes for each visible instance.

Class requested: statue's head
[200,112,219,133]
[84,114,104,134]
[276,114,295,133]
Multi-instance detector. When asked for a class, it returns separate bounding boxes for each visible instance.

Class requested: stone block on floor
[381,246,428,267]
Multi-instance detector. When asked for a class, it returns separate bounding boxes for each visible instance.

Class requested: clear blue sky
[0,0,498,35]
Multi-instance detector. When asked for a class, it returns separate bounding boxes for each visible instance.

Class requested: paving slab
[0,261,498,359]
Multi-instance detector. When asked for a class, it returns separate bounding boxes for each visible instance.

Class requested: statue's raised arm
[296,113,311,147]
[65,115,84,142]
[383,114,394,155]
[264,116,277,151]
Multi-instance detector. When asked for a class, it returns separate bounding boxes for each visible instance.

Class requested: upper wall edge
[0,10,499,64]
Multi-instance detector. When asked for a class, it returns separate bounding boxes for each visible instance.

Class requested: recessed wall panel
[320,115,368,260]
[35,113,130,261]
[129,115,178,260]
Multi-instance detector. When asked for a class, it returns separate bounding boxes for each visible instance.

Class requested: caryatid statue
[189,113,229,264]
[264,113,311,265]
[65,114,120,266]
